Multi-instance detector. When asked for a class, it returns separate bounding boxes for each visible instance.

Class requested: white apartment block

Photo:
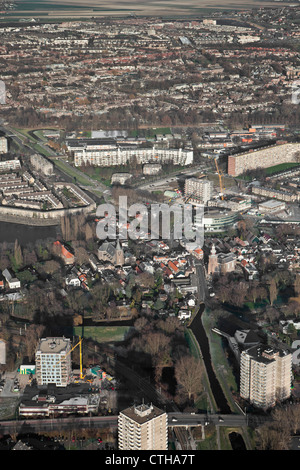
[143,163,162,175]
[111,173,132,185]
[35,337,72,387]
[228,143,300,177]
[72,146,193,167]
[30,154,54,176]
[0,159,21,171]
[118,403,168,450]
[240,345,292,410]
[0,339,6,364]
[0,137,8,154]
[184,177,213,204]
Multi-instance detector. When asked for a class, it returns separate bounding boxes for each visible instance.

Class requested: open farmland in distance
[9,0,297,19]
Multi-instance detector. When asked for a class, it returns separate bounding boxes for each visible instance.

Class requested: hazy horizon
[10,0,298,18]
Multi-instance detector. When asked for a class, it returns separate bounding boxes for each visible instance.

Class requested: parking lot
[0,370,30,398]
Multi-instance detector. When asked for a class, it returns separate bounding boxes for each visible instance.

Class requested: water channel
[1,220,245,446]
[0,221,59,246]
[190,303,231,414]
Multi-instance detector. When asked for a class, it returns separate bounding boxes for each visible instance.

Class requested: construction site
[1,336,117,419]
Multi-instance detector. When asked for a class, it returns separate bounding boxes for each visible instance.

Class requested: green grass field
[73,326,131,343]
[129,127,172,138]
[53,159,93,186]
[265,162,300,175]
[239,162,300,180]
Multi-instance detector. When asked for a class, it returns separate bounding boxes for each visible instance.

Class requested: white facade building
[0,159,21,171]
[0,339,6,364]
[184,178,213,204]
[240,345,292,409]
[35,337,72,387]
[0,137,8,154]
[118,403,168,450]
[72,146,193,167]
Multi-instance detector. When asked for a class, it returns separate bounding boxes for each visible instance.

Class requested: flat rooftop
[120,404,166,424]
[259,199,285,208]
[36,337,71,354]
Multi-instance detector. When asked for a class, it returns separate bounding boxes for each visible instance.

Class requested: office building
[240,345,292,410]
[195,208,238,232]
[118,403,168,450]
[35,337,72,387]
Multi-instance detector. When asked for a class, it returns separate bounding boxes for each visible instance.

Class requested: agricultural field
[9,0,294,19]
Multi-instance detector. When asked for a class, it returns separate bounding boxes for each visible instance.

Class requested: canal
[0,221,59,246]
[189,303,231,414]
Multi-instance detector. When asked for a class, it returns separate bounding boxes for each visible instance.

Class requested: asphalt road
[0,412,250,435]
[0,123,112,204]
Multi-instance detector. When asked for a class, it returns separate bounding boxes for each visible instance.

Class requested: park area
[73,326,132,344]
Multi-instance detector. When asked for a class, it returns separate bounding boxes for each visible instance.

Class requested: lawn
[265,162,300,175]
[129,127,171,138]
[73,326,131,343]
[53,159,93,186]
[13,127,55,157]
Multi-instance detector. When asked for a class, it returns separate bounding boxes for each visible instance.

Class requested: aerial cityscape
[1,0,300,455]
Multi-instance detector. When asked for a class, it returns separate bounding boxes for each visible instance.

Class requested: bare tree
[256,404,300,450]
[24,324,45,362]
[175,355,204,401]
[268,278,278,306]
[294,273,300,297]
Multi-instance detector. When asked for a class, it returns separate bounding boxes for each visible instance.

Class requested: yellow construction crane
[54,336,85,380]
[185,193,194,203]
[214,158,224,201]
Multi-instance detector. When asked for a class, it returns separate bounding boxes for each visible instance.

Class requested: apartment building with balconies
[35,337,72,387]
[240,345,292,410]
[72,145,193,167]
[184,177,213,204]
[118,403,168,450]
[228,143,300,177]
